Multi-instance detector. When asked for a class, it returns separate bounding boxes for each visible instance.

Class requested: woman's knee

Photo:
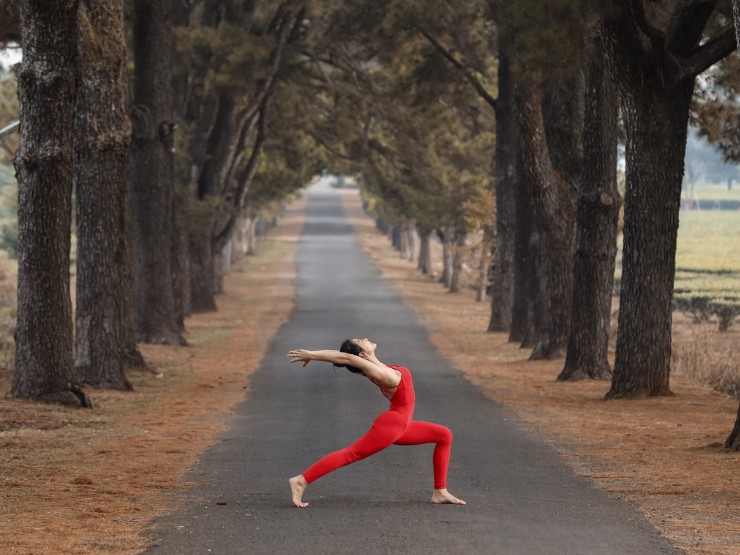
[439,425,452,445]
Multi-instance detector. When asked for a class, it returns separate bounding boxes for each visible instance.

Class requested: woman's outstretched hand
[288,349,312,367]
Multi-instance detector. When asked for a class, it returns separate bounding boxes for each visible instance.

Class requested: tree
[515,70,584,359]
[603,1,737,398]
[487,44,517,331]
[558,35,619,381]
[10,0,90,407]
[172,2,305,313]
[74,0,142,389]
[130,0,183,344]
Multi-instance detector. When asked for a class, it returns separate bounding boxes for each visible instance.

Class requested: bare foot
[289,475,309,508]
[431,488,466,505]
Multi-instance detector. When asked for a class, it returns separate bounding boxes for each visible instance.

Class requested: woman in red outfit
[287,338,465,508]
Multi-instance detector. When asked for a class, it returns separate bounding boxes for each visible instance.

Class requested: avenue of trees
[0,0,739,450]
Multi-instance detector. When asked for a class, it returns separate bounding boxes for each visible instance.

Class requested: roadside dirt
[1,188,738,554]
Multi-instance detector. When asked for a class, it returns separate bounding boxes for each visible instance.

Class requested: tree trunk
[509,153,536,345]
[606,81,693,398]
[189,226,218,312]
[516,75,582,359]
[559,37,619,382]
[246,216,258,255]
[488,45,517,332]
[398,225,409,257]
[11,0,90,407]
[449,232,466,293]
[439,228,453,288]
[391,226,402,252]
[74,0,140,390]
[418,229,433,275]
[130,0,182,344]
[405,226,416,261]
[725,401,740,451]
[172,184,190,324]
[477,239,493,303]
[733,0,740,46]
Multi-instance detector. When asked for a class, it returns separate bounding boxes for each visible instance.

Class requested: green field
[683,183,740,202]
[676,211,740,275]
[675,210,739,327]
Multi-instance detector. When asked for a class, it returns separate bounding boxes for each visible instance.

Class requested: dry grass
[673,321,740,399]
[338,188,740,555]
[0,195,305,554]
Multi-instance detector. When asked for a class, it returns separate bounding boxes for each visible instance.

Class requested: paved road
[145,183,680,554]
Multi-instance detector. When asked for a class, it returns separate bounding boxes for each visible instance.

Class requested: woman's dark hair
[336,339,364,374]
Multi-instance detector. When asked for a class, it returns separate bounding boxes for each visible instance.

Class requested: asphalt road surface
[145,183,681,555]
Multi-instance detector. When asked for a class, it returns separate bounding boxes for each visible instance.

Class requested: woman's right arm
[287,349,355,368]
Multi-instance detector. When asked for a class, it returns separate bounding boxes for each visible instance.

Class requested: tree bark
[74,0,141,390]
[418,230,433,275]
[189,226,218,312]
[559,36,619,382]
[606,81,693,398]
[439,228,453,288]
[130,0,183,344]
[449,232,466,293]
[725,401,740,451]
[405,226,416,261]
[515,74,582,359]
[11,0,90,407]
[509,151,536,345]
[733,0,740,46]
[488,45,517,332]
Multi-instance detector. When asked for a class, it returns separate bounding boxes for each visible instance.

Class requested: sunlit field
[676,210,740,274]
[673,210,740,331]
[683,183,740,202]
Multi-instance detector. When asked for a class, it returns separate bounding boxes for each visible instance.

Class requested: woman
[287,338,465,508]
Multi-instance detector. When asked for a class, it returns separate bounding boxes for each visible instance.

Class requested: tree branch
[629,0,665,47]
[213,98,269,251]
[678,26,737,80]
[306,129,356,161]
[416,27,498,111]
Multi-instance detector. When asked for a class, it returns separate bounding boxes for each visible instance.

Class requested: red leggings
[302,410,452,489]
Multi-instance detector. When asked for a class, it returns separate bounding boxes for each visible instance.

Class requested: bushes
[673,293,740,331]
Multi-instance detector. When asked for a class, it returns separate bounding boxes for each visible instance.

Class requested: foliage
[691,40,740,162]
[301,0,497,238]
